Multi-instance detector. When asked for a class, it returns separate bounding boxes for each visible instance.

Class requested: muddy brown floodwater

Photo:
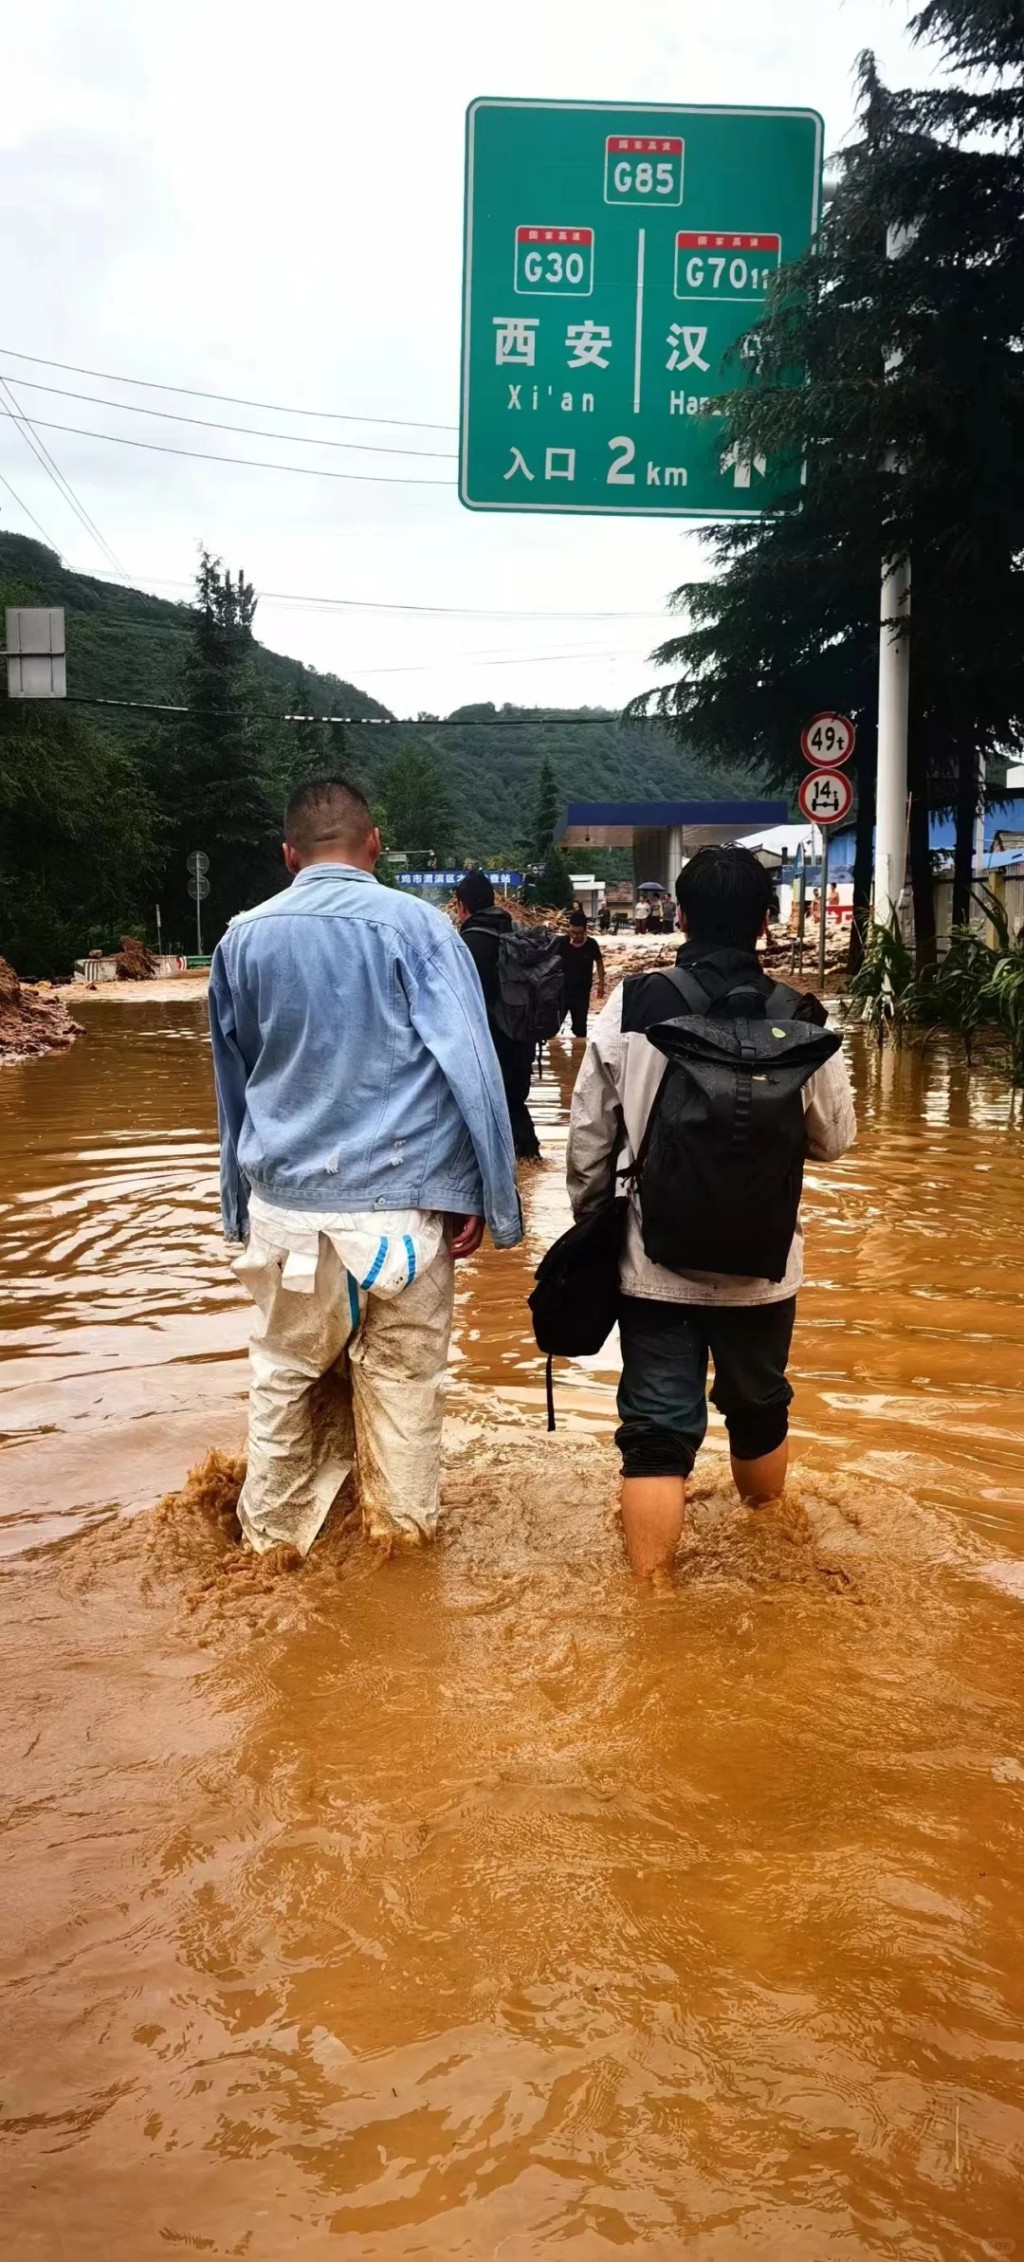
[2,996,1024,2261]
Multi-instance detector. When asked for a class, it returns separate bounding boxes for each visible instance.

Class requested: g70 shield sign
[460,98,823,517]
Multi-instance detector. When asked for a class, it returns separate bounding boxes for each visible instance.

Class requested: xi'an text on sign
[461,100,822,517]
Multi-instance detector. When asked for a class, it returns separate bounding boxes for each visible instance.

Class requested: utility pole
[873,223,915,929]
[874,553,911,925]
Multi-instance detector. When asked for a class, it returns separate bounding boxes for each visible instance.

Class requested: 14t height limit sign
[460,98,822,516]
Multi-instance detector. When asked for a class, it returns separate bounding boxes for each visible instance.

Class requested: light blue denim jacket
[208,864,522,1248]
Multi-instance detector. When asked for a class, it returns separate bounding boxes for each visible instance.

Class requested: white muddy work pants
[230,1215,455,1557]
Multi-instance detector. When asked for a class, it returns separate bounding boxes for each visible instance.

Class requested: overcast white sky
[0,0,934,717]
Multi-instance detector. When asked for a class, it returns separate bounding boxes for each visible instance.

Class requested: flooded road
[2,996,1024,2258]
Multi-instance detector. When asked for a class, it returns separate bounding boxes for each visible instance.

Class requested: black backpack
[493,928,565,1046]
[528,1196,629,1430]
[623,964,841,1283]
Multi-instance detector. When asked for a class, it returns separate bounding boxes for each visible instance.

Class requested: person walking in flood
[566,846,855,1577]
[559,910,606,1040]
[454,871,541,1162]
[208,776,522,1557]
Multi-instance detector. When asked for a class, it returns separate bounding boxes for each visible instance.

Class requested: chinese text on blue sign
[398,870,524,889]
[461,100,822,517]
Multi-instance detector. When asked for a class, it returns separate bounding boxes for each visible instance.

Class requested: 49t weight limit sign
[460,98,822,517]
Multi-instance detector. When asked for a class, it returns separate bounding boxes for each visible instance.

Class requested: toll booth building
[557,799,789,896]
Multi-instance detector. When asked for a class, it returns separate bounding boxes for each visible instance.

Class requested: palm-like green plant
[845,918,916,1042]
[845,893,1024,1082]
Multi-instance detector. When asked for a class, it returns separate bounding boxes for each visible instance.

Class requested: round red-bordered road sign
[800,711,856,767]
[798,768,854,826]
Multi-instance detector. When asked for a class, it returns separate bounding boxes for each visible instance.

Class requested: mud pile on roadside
[0,956,82,1063]
[114,933,157,979]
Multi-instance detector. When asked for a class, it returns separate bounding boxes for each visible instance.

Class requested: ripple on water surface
[1,993,1023,2259]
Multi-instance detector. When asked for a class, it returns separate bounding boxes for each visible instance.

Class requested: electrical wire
[0,344,457,433]
[61,693,643,724]
[0,377,126,576]
[0,410,452,487]
[365,646,637,675]
[81,566,668,625]
[2,376,458,460]
[0,463,62,550]
[63,613,634,676]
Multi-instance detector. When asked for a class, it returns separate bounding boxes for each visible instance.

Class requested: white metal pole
[974,750,987,882]
[818,824,831,989]
[874,222,915,933]
[874,552,911,926]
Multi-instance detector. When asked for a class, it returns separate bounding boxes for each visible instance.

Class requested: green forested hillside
[0,533,750,842]
[393,704,755,859]
[0,534,388,722]
[0,533,753,970]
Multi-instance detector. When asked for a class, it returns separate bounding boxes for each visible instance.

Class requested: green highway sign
[460,98,823,518]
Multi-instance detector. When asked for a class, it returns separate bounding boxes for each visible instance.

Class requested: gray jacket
[566,980,856,1306]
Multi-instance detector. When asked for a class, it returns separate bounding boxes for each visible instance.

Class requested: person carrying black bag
[455,873,559,1162]
[563,846,856,1577]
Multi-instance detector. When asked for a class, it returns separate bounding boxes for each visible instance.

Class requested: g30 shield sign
[460,98,823,517]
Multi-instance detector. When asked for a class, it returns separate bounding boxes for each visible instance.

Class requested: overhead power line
[0,410,453,487]
[0,344,458,434]
[0,378,126,575]
[0,463,62,550]
[59,693,645,724]
[65,612,635,673]
[3,375,457,460]
[82,565,668,624]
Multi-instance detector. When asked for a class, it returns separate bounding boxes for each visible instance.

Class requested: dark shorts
[616,1295,796,1479]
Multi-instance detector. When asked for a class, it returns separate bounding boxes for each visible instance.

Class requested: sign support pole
[873,222,914,932]
[196,893,203,959]
[818,824,830,990]
[874,553,910,928]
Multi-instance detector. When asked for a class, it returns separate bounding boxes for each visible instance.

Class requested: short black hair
[284,775,374,859]
[568,909,587,929]
[675,845,773,950]
[455,870,494,914]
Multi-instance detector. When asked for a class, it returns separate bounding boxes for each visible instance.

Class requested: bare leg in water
[731,1440,788,1506]
[620,1441,789,1576]
[620,1477,685,1578]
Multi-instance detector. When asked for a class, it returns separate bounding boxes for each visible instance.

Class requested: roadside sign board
[460,99,823,517]
[798,769,854,826]
[5,606,66,698]
[800,711,856,767]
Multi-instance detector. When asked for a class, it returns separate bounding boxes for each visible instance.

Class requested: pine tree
[526,756,561,862]
[379,743,455,860]
[527,847,574,912]
[635,19,1024,967]
[155,552,278,947]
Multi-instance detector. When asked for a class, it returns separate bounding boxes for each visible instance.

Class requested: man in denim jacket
[209,775,521,1557]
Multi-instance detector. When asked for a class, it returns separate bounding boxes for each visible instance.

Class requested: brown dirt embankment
[0,957,83,1064]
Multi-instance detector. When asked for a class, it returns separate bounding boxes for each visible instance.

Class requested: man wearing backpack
[455,871,555,1161]
[566,845,855,1577]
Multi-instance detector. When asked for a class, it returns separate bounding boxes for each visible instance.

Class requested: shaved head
[283,775,376,866]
